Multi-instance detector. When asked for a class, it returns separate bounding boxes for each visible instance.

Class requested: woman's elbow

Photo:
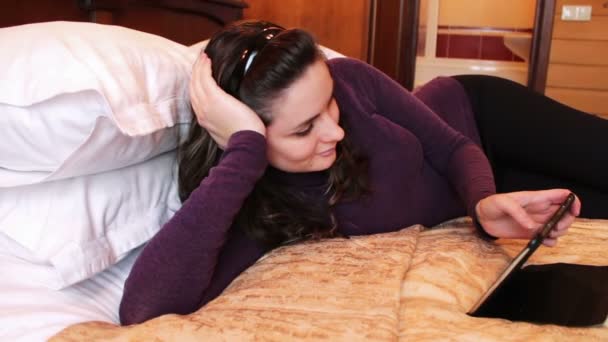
[118,297,165,326]
[118,297,200,326]
[119,300,147,326]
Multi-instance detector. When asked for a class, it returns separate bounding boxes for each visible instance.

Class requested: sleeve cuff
[226,130,266,149]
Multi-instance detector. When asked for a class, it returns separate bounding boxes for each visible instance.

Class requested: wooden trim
[368,0,402,83]
[367,0,419,90]
[79,0,247,25]
[79,0,247,10]
[528,0,555,94]
[367,0,378,64]
[398,0,420,90]
[361,0,373,63]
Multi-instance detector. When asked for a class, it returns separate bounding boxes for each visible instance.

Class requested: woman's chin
[311,153,337,171]
[271,152,337,173]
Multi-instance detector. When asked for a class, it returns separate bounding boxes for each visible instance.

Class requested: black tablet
[468,193,575,316]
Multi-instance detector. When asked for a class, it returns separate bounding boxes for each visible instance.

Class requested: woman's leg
[453,74,608,218]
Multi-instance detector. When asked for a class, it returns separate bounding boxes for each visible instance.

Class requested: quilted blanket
[51,218,608,341]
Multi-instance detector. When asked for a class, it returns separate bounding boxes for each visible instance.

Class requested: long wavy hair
[178,20,369,248]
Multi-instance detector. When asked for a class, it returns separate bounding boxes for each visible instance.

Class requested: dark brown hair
[178,20,368,247]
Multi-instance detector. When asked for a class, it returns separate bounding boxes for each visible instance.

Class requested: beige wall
[546,0,608,118]
[438,0,536,28]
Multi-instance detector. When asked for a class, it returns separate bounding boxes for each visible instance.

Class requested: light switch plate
[562,5,593,21]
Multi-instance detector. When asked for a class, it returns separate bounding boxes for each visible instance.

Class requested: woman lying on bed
[119,20,608,325]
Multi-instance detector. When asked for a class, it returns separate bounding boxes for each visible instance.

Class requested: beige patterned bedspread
[51,218,608,341]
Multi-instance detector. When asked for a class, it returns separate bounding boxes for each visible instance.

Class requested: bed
[50,218,608,341]
[1,1,607,341]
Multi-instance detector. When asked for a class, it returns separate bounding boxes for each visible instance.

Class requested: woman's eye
[295,124,313,137]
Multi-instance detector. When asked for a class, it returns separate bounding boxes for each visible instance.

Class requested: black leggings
[453,75,608,218]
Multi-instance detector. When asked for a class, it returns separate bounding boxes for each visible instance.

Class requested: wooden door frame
[368,0,556,93]
[529,0,556,94]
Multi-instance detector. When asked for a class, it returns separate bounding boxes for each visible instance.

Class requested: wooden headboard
[0,0,248,45]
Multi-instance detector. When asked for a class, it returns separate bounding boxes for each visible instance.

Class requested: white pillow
[0,151,181,289]
[0,21,197,186]
[189,39,209,54]
[319,45,347,59]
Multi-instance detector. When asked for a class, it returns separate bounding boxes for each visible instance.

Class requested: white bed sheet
[0,233,139,342]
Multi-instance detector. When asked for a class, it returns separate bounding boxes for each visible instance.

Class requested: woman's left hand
[475,189,581,246]
[189,53,266,148]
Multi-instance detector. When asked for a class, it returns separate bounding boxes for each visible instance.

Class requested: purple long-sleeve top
[119,58,496,325]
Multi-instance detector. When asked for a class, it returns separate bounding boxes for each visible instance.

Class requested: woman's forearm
[119,131,267,325]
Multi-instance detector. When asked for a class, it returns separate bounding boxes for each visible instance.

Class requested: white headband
[240,27,284,77]
[243,51,258,74]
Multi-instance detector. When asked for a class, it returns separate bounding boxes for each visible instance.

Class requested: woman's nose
[318,112,344,142]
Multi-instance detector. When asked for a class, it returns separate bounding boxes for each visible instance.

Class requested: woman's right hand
[475,189,580,246]
[189,53,266,148]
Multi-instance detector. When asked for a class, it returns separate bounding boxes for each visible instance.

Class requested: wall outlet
[561,5,593,21]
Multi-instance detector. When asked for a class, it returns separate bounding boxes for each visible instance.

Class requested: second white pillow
[0,151,181,289]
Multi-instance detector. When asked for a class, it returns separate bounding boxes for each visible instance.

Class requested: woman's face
[265,59,344,173]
